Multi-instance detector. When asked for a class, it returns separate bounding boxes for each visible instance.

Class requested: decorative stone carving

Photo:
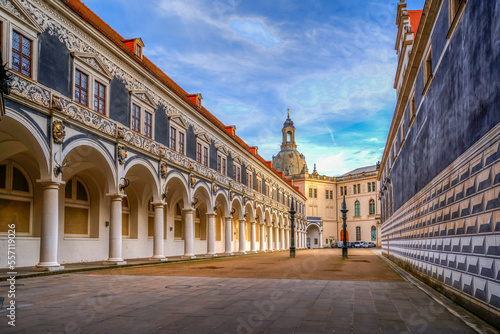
[212,184,217,194]
[10,74,50,108]
[51,95,62,111]
[52,120,66,144]
[160,162,167,179]
[117,145,127,165]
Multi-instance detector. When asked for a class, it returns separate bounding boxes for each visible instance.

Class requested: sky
[81,0,426,176]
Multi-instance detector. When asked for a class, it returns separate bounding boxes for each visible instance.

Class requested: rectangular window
[326,190,329,199]
[222,157,226,175]
[170,128,176,151]
[94,81,106,114]
[74,69,88,106]
[131,104,141,132]
[11,31,32,77]
[372,182,376,192]
[340,187,343,196]
[179,132,184,154]
[217,155,221,173]
[330,190,333,199]
[423,48,433,94]
[357,184,360,194]
[203,147,208,167]
[368,182,372,192]
[196,143,202,163]
[314,189,317,198]
[309,188,313,198]
[236,166,241,183]
[144,111,152,138]
[353,185,357,194]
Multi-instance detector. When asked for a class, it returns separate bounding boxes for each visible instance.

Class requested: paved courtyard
[0,249,493,333]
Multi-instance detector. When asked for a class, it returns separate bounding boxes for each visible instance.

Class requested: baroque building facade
[0,0,308,269]
[273,114,381,248]
[379,0,500,327]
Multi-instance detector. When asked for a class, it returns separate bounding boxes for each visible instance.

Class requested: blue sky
[82,0,425,176]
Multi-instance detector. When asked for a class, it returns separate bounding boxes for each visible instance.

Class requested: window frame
[369,199,375,215]
[195,133,210,167]
[64,176,91,238]
[354,200,360,217]
[72,52,112,116]
[0,160,33,236]
[130,91,156,139]
[0,9,42,81]
[447,0,467,39]
[422,44,433,95]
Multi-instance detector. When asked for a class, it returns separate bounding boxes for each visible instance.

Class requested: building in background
[378,0,500,327]
[273,114,381,247]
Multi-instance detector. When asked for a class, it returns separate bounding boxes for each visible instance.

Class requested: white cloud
[229,19,284,47]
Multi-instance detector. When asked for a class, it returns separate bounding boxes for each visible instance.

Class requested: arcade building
[0,0,307,269]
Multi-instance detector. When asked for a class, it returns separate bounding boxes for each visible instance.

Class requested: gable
[168,113,188,129]
[1,0,44,34]
[72,52,112,80]
[130,89,157,109]
[195,131,210,144]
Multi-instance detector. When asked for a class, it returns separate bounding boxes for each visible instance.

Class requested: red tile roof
[408,10,422,38]
[60,0,305,199]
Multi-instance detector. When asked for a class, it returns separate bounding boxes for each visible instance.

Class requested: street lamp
[341,194,348,258]
[289,199,296,258]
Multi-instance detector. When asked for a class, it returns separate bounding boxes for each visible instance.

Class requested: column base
[181,255,196,259]
[224,252,234,256]
[149,257,169,262]
[35,264,65,272]
[206,253,218,257]
[103,260,127,265]
[248,250,258,254]
[258,250,266,253]
[236,251,247,255]
[267,250,273,252]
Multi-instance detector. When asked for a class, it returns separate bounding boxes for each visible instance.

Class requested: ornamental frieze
[10,74,50,108]
[58,96,117,137]
[120,127,161,156]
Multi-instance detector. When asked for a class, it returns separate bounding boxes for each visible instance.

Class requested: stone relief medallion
[117,145,127,164]
[52,121,66,144]
[160,162,167,179]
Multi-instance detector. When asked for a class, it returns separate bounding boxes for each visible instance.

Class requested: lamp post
[289,199,296,258]
[341,194,348,258]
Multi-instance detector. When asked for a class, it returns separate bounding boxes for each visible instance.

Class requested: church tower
[281,109,297,150]
[272,110,308,177]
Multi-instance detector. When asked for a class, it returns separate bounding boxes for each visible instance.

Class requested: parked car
[363,242,376,248]
[354,241,365,248]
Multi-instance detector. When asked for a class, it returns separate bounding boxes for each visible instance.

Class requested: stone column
[37,181,64,270]
[182,209,196,259]
[105,195,126,265]
[303,232,306,249]
[207,213,216,257]
[238,219,246,254]
[267,225,273,252]
[225,217,233,255]
[285,228,290,249]
[250,221,257,253]
[274,226,279,251]
[150,203,167,261]
[259,223,266,252]
[319,230,323,248]
[280,228,285,251]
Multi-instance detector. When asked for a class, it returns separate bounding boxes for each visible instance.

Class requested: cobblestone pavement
[0,250,493,333]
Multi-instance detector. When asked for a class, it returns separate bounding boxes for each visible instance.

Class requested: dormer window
[123,38,144,59]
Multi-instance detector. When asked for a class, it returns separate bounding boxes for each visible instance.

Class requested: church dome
[272,149,307,176]
[283,115,294,128]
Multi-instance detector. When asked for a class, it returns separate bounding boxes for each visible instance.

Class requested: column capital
[152,202,165,209]
[106,193,126,200]
[224,216,233,220]
[250,220,256,224]
[36,179,65,188]
[206,212,215,218]
[182,208,195,214]
[238,219,245,223]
